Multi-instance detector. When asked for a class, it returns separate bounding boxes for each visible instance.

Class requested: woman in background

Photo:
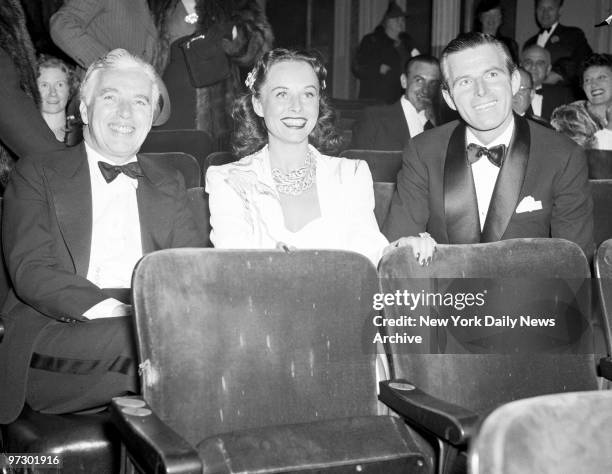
[36,55,80,143]
[474,0,518,63]
[148,0,273,149]
[206,49,436,265]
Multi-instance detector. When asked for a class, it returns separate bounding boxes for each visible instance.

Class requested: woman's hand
[276,241,296,252]
[384,232,437,266]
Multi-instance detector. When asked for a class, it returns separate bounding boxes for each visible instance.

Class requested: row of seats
[111,241,612,473]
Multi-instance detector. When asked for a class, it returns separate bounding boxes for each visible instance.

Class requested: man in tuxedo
[521,44,574,121]
[512,67,551,128]
[383,32,593,260]
[351,55,440,151]
[0,49,204,423]
[522,0,591,87]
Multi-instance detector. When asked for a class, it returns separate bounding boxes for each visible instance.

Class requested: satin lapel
[444,123,481,243]
[481,115,530,242]
[136,154,175,253]
[45,144,92,276]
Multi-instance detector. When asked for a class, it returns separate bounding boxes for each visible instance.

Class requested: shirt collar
[401,96,427,122]
[541,22,558,35]
[465,116,515,148]
[84,141,137,166]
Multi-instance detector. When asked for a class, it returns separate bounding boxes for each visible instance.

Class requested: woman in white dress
[206,48,435,265]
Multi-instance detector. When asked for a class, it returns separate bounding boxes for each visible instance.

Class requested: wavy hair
[231,48,342,158]
[37,55,80,98]
[551,103,598,149]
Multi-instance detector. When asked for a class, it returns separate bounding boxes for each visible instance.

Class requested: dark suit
[351,101,409,151]
[383,115,593,259]
[528,83,575,122]
[523,24,592,86]
[0,144,205,423]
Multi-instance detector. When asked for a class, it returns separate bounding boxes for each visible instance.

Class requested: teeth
[110,124,134,134]
[474,101,496,111]
[282,118,307,127]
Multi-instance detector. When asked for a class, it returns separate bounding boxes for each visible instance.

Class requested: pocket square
[516,196,543,213]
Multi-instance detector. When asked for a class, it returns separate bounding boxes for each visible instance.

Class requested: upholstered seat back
[131,249,381,447]
[340,149,403,183]
[379,239,602,413]
[590,179,612,246]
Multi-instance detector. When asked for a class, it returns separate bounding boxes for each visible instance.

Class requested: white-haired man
[0,49,204,423]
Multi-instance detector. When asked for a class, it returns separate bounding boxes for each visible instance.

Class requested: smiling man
[0,49,204,423]
[351,55,441,150]
[383,32,593,260]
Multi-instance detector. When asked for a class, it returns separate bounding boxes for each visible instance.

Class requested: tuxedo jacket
[524,24,592,85]
[528,83,575,122]
[383,115,594,260]
[0,145,205,423]
[351,101,409,151]
[50,0,158,69]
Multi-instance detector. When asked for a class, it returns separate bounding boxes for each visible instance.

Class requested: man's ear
[400,73,408,90]
[252,95,263,117]
[442,88,457,111]
[511,69,521,95]
[546,64,552,77]
[79,100,89,125]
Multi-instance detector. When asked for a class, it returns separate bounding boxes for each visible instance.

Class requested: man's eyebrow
[134,94,151,103]
[97,87,119,95]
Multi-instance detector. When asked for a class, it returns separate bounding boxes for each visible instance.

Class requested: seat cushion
[2,407,120,473]
[197,415,433,473]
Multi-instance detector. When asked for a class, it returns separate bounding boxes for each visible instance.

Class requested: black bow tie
[540,27,552,34]
[467,143,506,168]
[534,88,543,95]
[98,161,143,183]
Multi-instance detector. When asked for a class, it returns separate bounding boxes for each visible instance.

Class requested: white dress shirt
[83,143,142,319]
[400,96,428,138]
[536,22,558,47]
[466,120,515,230]
[531,91,543,117]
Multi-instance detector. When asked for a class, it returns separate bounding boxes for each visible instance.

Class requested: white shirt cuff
[83,298,130,319]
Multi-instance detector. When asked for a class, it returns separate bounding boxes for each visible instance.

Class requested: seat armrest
[599,357,612,381]
[379,379,480,446]
[110,396,202,474]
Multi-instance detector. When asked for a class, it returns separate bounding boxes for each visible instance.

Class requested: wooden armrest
[110,396,202,474]
[379,379,480,446]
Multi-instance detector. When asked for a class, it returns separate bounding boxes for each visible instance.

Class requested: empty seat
[111,249,435,473]
[340,149,403,183]
[469,391,612,474]
[378,239,609,474]
[201,151,238,181]
[140,152,201,188]
[140,129,215,169]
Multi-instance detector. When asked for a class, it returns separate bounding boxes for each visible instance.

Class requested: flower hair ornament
[245,69,257,92]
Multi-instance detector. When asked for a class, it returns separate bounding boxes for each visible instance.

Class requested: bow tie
[467,143,506,168]
[98,161,143,183]
[539,27,552,34]
[534,88,543,95]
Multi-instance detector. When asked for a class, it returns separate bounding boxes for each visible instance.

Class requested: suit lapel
[443,123,481,243]
[45,144,92,276]
[481,115,530,242]
[394,101,410,141]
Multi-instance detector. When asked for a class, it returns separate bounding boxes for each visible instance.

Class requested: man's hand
[379,64,391,75]
[110,303,132,317]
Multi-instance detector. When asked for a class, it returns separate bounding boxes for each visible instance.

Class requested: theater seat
[587,149,612,179]
[595,239,612,380]
[378,239,610,474]
[1,406,120,473]
[590,179,612,246]
[374,182,395,230]
[340,149,403,183]
[140,152,201,188]
[469,391,612,474]
[140,129,215,165]
[111,249,435,473]
[201,151,237,181]
[186,187,211,247]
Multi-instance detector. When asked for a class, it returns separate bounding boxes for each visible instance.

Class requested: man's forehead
[408,61,440,78]
[523,48,549,63]
[445,44,505,73]
[95,68,153,92]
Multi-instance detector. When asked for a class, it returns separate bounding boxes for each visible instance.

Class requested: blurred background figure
[352,1,420,104]
[550,103,598,148]
[512,67,551,127]
[0,0,65,193]
[351,55,440,150]
[474,0,518,63]
[522,0,592,88]
[36,55,80,144]
[521,44,574,122]
[149,0,273,150]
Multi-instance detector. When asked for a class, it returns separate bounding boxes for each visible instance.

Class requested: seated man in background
[0,49,204,424]
[383,32,593,261]
[351,55,440,151]
[512,67,551,128]
[521,44,574,122]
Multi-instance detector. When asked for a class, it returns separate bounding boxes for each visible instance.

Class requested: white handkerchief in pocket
[516,196,543,213]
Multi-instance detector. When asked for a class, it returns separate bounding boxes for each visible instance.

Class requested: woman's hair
[581,53,612,85]
[37,54,80,97]
[550,103,599,148]
[231,48,342,158]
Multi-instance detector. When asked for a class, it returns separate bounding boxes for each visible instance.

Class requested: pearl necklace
[272,151,316,196]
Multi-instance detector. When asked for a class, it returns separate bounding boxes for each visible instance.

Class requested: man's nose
[118,100,132,117]
[474,77,488,96]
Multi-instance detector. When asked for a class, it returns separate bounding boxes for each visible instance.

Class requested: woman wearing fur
[0,0,64,192]
[206,49,436,265]
[148,0,273,149]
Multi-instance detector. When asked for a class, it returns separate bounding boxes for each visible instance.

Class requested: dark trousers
[26,316,138,414]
